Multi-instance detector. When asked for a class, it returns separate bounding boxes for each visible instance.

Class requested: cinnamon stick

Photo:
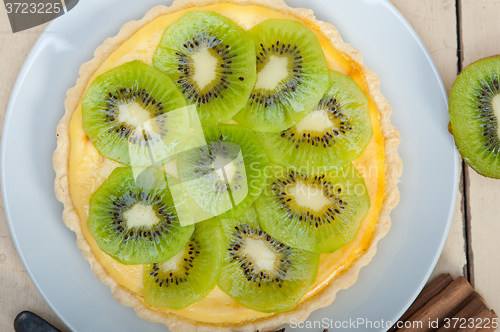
[435,293,486,332]
[389,274,453,331]
[398,276,475,332]
[482,310,498,332]
[456,306,492,332]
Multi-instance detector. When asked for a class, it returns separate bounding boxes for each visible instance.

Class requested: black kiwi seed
[88,167,194,265]
[449,56,500,178]
[174,34,235,105]
[177,124,270,222]
[280,97,353,149]
[256,70,372,174]
[270,171,346,228]
[180,144,235,194]
[142,219,224,309]
[82,61,187,167]
[473,76,500,152]
[107,189,175,243]
[218,207,319,312]
[249,42,304,108]
[153,12,257,126]
[103,87,168,144]
[256,164,370,254]
[227,223,292,285]
[150,241,200,288]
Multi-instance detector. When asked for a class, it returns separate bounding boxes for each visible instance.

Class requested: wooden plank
[0,7,69,332]
[430,163,468,281]
[460,0,500,314]
[390,0,458,93]
[390,0,467,282]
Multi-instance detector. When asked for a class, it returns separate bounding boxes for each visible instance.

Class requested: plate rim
[1,15,77,332]
[377,0,459,325]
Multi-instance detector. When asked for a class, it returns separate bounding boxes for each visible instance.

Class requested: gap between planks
[455,0,474,287]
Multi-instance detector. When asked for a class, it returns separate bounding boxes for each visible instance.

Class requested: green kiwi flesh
[449,56,500,178]
[143,218,224,309]
[82,60,188,166]
[255,165,370,253]
[176,124,269,219]
[88,167,194,265]
[153,11,257,126]
[257,71,372,173]
[218,206,319,313]
[233,19,330,133]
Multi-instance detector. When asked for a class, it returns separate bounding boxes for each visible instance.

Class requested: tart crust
[53,0,402,331]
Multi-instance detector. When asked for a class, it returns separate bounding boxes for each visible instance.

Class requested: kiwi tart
[53,0,402,331]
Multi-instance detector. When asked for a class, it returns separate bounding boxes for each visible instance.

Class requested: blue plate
[1,0,458,331]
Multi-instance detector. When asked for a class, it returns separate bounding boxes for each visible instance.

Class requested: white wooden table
[0,1,498,331]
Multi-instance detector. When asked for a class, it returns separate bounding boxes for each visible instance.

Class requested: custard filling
[68,3,385,324]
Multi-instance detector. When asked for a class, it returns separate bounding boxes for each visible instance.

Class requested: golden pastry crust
[53,0,402,331]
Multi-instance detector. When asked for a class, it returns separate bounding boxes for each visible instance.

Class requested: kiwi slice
[233,19,330,133]
[177,124,269,219]
[218,206,319,313]
[257,71,372,173]
[88,167,194,265]
[449,56,500,178]
[255,165,370,253]
[153,11,256,126]
[143,218,224,309]
[82,61,188,166]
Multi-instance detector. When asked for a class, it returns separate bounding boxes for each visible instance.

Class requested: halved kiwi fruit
[153,11,256,126]
[143,218,224,309]
[233,19,330,133]
[82,60,188,166]
[88,167,194,265]
[176,124,269,219]
[449,56,500,178]
[257,71,372,173]
[218,206,319,313]
[255,165,370,253]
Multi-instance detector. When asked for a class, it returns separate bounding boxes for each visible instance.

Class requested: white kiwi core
[124,204,159,229]
[295,108,334,134]
[491,94,500,140]
[241,237,277,271]
[212,156,237,180]
[192,49,218,90]
[255,55,289,90]
[286,180,331,212]
[117,102,152,128]
[158,247,186,273]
